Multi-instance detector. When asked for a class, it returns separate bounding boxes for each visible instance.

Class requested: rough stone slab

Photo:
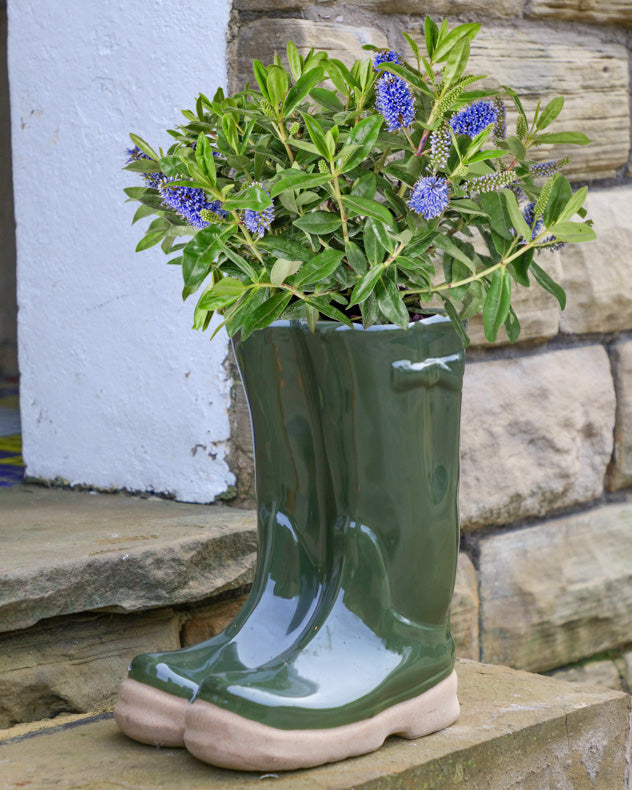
[0,485,257,633]
[0,661,628,789]
[450,553,479,660]
[547,658,624,691]
[233,19,387,90]
[560,187,632,335]
[607,337,632,490]
[468,254,562,346]
[479,500,632,672]
[527,0,632,26]
[182,595,249,648]
[403,24,630,181]
[460,345,615,529]
[0,610,180,729]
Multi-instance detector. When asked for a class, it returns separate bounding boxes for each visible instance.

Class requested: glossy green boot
[185,315,465,771]
[114,323,336,746]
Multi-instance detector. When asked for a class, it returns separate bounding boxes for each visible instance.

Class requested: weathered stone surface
[233,19,387,90]
[559,187,632,335]
[0,610,180,729]
[404,24,630,181]
[623,650,632,691]
[547,659,623,691]
[451,553,479,660]
[528,0,632,26]
[607,338,632,490]
[181,595,249,647]
[0,485,257,633]
[1,661,629,789]
[234,0,332,10]
[460,345,615,529]
[479,501,632,672]
[468,255,562,346]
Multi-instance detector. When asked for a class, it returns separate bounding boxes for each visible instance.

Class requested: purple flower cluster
[375,74,416,132]
[408,175,449,219]
[492,98,507,141]
[529,157,570,178]
[429,122,451,171]
[125,146,167,190]
[160,185,228,229]
[450,100,498,138]
[243,184,274,238]
[373,49,403,70]
[467,170,515,195]
[522,201,565,252]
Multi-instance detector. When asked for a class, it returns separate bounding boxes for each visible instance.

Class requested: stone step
[0,660,629,789]
[0,485,481,728]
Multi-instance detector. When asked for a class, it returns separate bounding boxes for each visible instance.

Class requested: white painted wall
[8,0,235,502]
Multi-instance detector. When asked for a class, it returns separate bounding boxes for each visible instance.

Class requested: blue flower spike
[243,184,274,238]
[375,73,416,132]
[450,100,498,138]
[408,175,449,220]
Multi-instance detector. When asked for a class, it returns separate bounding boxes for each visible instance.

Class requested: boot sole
[184,669,459,771]
[114,678,189,747]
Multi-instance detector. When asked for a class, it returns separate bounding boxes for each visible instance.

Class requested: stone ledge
[0,485,258,633]
[0,660,629,789]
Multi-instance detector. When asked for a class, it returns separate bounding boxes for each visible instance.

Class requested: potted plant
[114,18,594,771]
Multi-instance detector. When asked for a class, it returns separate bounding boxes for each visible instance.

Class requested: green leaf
[345,241,368,275]
[195,133,216,185]
[197,277,245,311]
[182,226,223,287]
[252,60,270,100]
[363,217,386,264]
[305,295,353,327]
[222,184,272,212]
[441,298,471,348]
[483,268,511,342]
[293,249,345,286]
[375,273,409,328]
[349,264,385,306]
[301,112,330,159]
[286,41,302,82]
[284,67,326,115]
[432,23,481,63]
[124,159,163,174]
[531,261,566,309]
[293,212,341,235]
[217,241,259,281]
[309,87,344,112]
[270,258,302,285]
[502,189,531,240]
[132,204,155,224]
[338,115,383,172]
[403,31,420,63]
[129,133,159,161]
[241,292,293,340]
[556,186,588,224]
[504,307,521,343]
[547,221,596,243]
[535,131,592,146]
[537,96,564,130]
[267,65,289,107]
[259,236,313,262]
[433,235,477,273]
[499,135,526,160]
[465,149,506,164]
[270,172,332,198]
[543,175,572,226]
[341,195,393,225]
[326,59,356,95]
[424,16,438,58]
[135,231,164,252]
[443,38,470,86]
[480,190,513,240]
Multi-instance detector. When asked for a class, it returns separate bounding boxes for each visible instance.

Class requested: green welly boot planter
[114,324,337,746]
[184,316,465,771]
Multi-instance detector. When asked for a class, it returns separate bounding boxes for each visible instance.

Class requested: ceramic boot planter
[114,324,337,746]
[184,314,465,771]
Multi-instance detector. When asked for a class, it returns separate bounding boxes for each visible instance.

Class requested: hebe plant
[124,17,595,345]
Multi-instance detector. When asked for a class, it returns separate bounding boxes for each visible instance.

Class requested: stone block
[0,610,180,729]
[479,501,632,672]
[403,24,630,181]
[468,254,562,346]
[343,0,523,16]
[1,485,257,633]
[559,187,632,335]
[451,553,479,660]
[624,650,632,690]
[1,661,629,788]
[547,659,623,691]
[234,0,332,9]
[460,345,615,529]
[528,0,632,26]
[607,338,632,490]
[181,595,249,647]
[233,19,387,91]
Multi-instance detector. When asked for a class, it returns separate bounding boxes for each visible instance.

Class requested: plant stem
[276,120,295,164]
[331,169,350,244]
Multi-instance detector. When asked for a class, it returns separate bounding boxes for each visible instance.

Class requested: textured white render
[8,0,235,502]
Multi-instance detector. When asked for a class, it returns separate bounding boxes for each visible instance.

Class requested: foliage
[124,19,595,344]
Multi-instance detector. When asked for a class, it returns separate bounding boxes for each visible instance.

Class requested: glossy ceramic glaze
[128,323,337,699]
[193,316,465,729]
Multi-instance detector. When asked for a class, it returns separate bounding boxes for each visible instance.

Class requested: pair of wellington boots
[114,316,465,772]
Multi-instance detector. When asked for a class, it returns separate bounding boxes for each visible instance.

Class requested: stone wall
[224,1,632,686]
